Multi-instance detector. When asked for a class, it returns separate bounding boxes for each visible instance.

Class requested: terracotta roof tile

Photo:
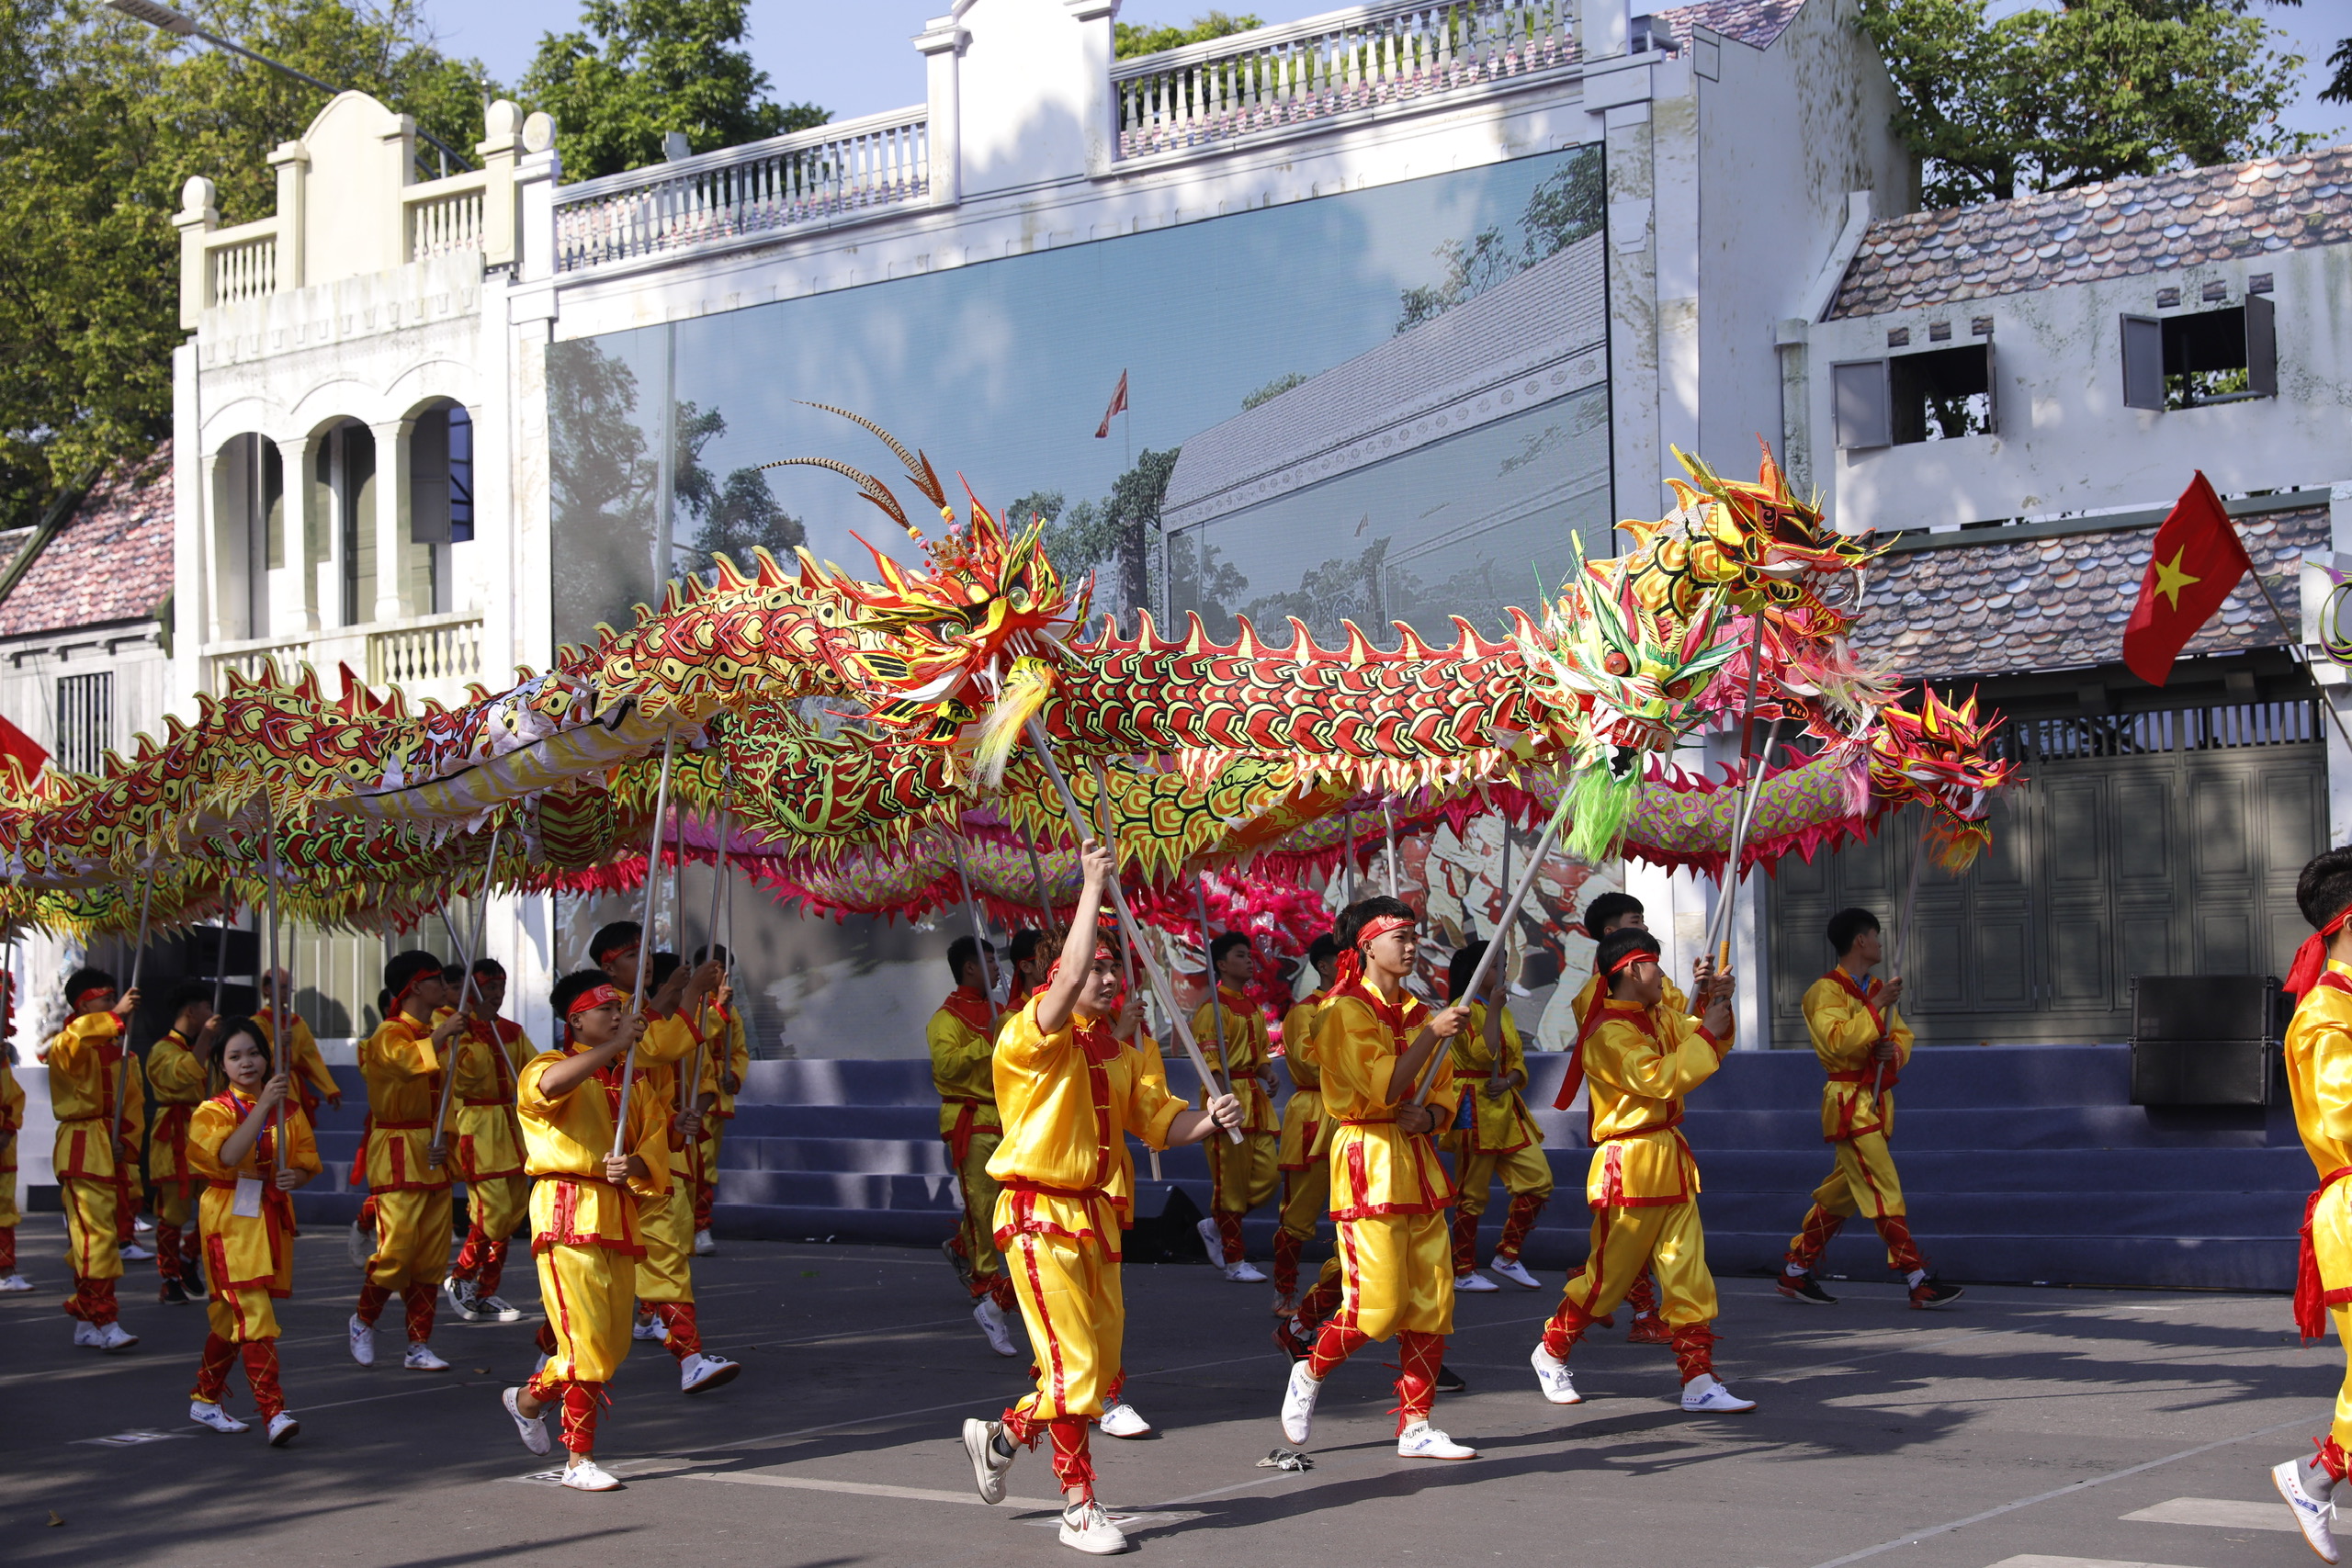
[1829,149,2352,318]
[0,446,174,639]
[1653,0,1804,49]
[1850,505,2326,680]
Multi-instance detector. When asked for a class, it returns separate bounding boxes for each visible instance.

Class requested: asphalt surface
[1,1218,2344,1568]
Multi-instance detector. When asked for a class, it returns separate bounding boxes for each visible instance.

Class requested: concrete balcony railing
[365,610,482,689]
[403,169,490,262]
[551,105,932,275]
[204,613,484,705]
[1113,0,1581,161]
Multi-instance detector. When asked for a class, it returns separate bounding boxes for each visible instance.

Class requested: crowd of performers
[19,839,2352,1559]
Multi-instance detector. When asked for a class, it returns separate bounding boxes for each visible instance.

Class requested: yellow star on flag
[2151,548,2201,611]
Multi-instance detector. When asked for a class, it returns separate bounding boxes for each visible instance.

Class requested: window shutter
[2244,293,2277,399]
[410,407,451,544]
[2120,314,2165,410]
[1979,340,1997,435]
[1833,359,1891,449]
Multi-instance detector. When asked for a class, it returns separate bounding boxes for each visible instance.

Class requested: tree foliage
[1860,0,2312,209]
[1396,147,1602,331]
[673,401,804,576]
[522,0,824,181]
[1114,11,1263,58]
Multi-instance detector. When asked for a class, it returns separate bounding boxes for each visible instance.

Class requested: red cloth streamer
[2286,905,2352,998]
[2296,1164,2352,1340]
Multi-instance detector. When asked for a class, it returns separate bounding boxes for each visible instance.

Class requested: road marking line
[1985,1557,2208,1568]
[2120,1496,2294,1531]
[686,1470,1065,1511]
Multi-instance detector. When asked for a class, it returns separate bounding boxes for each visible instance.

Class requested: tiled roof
[0,446,174,638]
[1656,0,1805,51]
[1829,147,2352,319]
[1851,506,2326,681]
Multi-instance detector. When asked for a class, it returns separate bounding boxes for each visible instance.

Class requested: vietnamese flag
[2121,471,2253,686]
[0,713,44,782]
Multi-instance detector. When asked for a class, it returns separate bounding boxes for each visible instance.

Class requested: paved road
[0,1220,2339,1568]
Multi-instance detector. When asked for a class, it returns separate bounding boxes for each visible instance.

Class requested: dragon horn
[798,401,948,510]
[757,455,914,537]
[1754,433,1786,500]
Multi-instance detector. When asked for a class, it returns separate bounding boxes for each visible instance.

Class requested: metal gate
[1767,699,2325,1047]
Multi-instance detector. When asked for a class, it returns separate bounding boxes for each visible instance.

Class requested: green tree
[1860,0,2310,209]
[1397,147,1602,331]
[0,1,493,527]
[522,0,824,180]
[1114,10,1263,58]
[670,401,804,575]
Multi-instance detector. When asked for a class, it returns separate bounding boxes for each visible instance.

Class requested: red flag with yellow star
[2121,471,2253,685]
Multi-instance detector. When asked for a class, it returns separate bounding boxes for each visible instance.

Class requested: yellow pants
[1456,1144,1555,1217]
[0,1130,17,1228]
[468,1173,530,1241]
[208,1285,280,1343]
[1559,1201,1717,1325]
[366,1186,455,1292]
[1802,1129,1906,1222]
[62,1178,123,1280]
[1278,1160,1329,1242]
[539,1242,636,1385]
[956,1132,1005,1285]
[634,1179,695,1303]
[1332,1211,1453,1341]
[1001,1226,1123,1423]
[155,1184,194,1230]
[1211,1128,1279,1216]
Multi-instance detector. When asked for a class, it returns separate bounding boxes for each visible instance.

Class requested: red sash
[2299,1164,2352,1339]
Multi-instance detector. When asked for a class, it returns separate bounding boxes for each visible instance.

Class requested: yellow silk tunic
[928,990,1002,1140]
[986,996,1187,1259]
[1450,1001,1543,1154]
[358,1014,450,1191]
[1580,999,1729,1208]
[188,1091,322,1293]
[254,1007,338,1109]
[49,1012,142,1181]
[1571,971,1689,1036]
[1192,987,1277,1133]
[629,1011,709,1176]
[712,1007,751,1119]
[144,1029,210,1190]
[516,1049,672,1255]
[1277,991,1329,1170]
[450,1016,534,1180]
[1315,980,1460,1220]
[1803,970,1914,1143]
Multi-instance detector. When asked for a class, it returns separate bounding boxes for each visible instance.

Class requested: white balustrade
[366,613,483,689]
[207,227,278,307]
[404,173,488,262]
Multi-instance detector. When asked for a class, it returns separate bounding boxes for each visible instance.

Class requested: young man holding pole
[930,934,1021,1358]
[349,951,462,1371]
[1566,891,1679,1343]
[1446,941,1552,1293]
[1778,908,1962,1308]
[51,966,142,1349]
[688,943,750,1256]
[444,959,534,1323]
[1193,931,1277,1285]
[960,840,1242,1556]
[146,984,217,1304]
[1271,933,1340,1317]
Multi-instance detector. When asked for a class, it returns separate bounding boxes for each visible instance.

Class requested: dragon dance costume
[353,1010,453,1350]
[931,984,1012,1312]
[51,1007,142,1331]
[187,1088,320,1428]
[144,1025,209,1295]
[1449,999,1552,1280]
[447,1012,536,1305]
[1194,984,1279,1269]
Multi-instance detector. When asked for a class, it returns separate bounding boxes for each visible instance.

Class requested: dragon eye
[1603,651,1632,676]
[1665,678,1694,700]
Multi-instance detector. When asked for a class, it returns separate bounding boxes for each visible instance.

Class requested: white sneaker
[1489,1257,1541,1290]
[560,1459,623,1492]
[1455,1270,1500,1292]
[403,1341,451,1371]
[680,1351,741,1393]
[121,1242,154,1261]
[1058,1498,1129,1555]
[443,1274,481,1319]
[694,1229,718,1257]
[1271,1292,1299,1318]
[974,1297,1019,1358]
[1222,1259,1270,1284]
[1195,1217,1227,1269]
[72,1321,101,1348]
[135,1214,154,1233]
[348,1314,376,1367]
[2276,1458,2343,1563]
[1679,1375,1756,1413]
[474,1294,523,1324]
[346,1220,373,1270]
[266,1412,300,1448]
[1396,1419,1477,1460]
[189,1400,248,1434]
[1098,1401,1151,1439]
[1530,1343,1581,1405]
[632,1315,667,1342]
[96,1322,139,1352]
[1280,1359,1323,1445]
[503,1387,552,1456]
[963,1417,1015,1504]
[0,1273,30,1292]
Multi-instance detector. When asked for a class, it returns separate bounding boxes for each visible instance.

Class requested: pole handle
[612,735,679,1156]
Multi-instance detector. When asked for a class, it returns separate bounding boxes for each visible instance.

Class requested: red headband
[1605,945,1659,977]
[2286,905,2352,998]
[565,982,626,1019]
[593,934,640,966]
[1046,945,1120,990]
[73,986,111,1007]
[1333,915,1414,990]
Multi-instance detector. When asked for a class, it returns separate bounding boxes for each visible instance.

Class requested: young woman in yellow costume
[960,839,1241,1557]
[185,1018,320,1444]
[146,983,217,1304]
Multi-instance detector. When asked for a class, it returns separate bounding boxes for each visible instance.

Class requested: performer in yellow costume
[185,1017,320,1445]
[146,985,217,1304]
[1568,891,1679,1342]
[1278,896,1478,1462]
[1446,942,1552,1293]
[444,958,535,1323]
[2272,849,2352,1561]
[499,971,673,1492]
[51,965,142,1349]
[592,923,740,1394]
[1779,907,1962,1309]
[688,942,752,1254]
[256,968,341,1120]
[1272,934,1340,1315]
[929,934,1021,1358]
[349,950,461,1371]
[1530,926,1754,1414]
[0,981,23,1292]
[1193,932,1279,1285]
[959,840,1239,1558]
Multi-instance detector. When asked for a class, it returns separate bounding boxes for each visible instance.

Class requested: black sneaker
[942,1236,975,1292]
[1434,1363,1466,1393]
[159,1277,189,1305]
[1909,1278,1964,1309]
[1776,1272,1838,1304]
[1272,1318,1313,1362]
[180,1258,205,1293]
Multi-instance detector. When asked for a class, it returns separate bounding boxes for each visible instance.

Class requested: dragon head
[1618,442,1881,626]
[1868,688,2018,872]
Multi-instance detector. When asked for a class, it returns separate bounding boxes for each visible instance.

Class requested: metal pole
[1706,717,1784,964]
[1021,835,1058,936]
[211,901,232,1019]
[1021,716,1238,1141]
[431,825,504,1144]
[1192,874,1231,1101]
[612,736,678,1156]
[1090,757,1159,1181]
[1342,818,1356,905]
[113,864,158,1190]
[1891,806,1929,982]
[1414,801,1566,1104]
[1383,798,1399,897]
[260,807,288,1170]
[945,833,1000,1032]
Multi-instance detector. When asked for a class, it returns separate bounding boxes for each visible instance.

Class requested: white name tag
[232,1178,264,1218]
